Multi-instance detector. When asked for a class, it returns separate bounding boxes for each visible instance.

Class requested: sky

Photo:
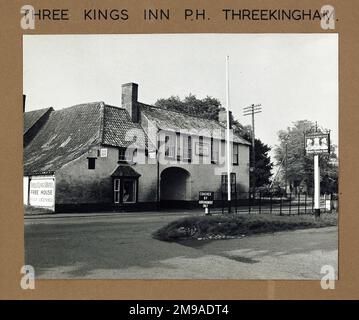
[23,34,338,155]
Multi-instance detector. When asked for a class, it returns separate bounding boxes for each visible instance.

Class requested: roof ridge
[104,104,126,110]
[57,101,104,110]
[24,106,53,115]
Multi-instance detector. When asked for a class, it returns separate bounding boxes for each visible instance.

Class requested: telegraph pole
[284,134,290,194]
[243,104,262,192]
[225,56,231,213]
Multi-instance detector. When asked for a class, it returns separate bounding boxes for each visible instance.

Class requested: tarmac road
[24,211,338,279]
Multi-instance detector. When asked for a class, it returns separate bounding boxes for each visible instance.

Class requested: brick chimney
[122,82,139,123]
[218,109,232,127]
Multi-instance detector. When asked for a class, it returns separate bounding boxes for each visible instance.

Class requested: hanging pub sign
[305,132,330,154]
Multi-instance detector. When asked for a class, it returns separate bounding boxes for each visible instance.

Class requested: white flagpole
[226,56,231,204]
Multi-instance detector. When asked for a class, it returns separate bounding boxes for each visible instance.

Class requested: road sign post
[305,127,330,218]
[314,154,320,217]
[199,191,214,215]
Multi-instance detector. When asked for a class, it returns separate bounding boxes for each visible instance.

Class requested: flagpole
[226,55,231,211]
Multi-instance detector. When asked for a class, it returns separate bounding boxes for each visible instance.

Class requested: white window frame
[114,178,121,204]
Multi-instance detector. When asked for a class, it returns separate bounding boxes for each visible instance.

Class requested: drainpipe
[156,129,160,211]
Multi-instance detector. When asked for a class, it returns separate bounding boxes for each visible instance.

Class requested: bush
[152,214,337,242]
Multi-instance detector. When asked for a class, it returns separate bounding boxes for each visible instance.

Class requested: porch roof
[111,165,141,178]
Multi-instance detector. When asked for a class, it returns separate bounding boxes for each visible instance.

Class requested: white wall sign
[23,177,29,205]
[99,148,108,157]
[29,177,55,209]
[148,151,157,159]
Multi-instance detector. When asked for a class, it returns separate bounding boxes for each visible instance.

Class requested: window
[221,173,236,193]
[211,138,219,163]
[182,135,192,161]
[88,158,96,170]
[119,148,126,162]
[176,133,181,160]
[195,136,210,156]
[165,135,176,158]
[114,179,120,204]
[119,148,133,163]
[233,144,239,165]
[123,179,136,203]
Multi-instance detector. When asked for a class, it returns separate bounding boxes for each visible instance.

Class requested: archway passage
[160,167,191,208]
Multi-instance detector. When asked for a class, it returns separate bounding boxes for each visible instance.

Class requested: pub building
[23,83,250,212]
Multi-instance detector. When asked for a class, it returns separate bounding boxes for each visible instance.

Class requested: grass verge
[24,205,54,215]
[152,213,337,242]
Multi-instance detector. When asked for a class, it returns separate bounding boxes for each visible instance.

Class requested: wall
[55,145,158,210]
[158,140,250,201]
[52,140,249,211]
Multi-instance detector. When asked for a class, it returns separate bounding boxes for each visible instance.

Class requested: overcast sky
[23,34,338,153]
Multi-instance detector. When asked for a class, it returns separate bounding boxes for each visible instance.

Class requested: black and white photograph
[23,34,338,280]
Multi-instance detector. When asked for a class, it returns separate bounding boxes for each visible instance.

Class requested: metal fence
[213,192,338,215]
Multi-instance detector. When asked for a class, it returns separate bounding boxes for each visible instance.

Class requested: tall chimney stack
[122,83,139,123]
[218,109,232,127]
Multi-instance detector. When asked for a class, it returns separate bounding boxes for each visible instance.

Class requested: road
[24,211,338,279]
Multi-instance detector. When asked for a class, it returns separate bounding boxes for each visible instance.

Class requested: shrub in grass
[152,214,337,242]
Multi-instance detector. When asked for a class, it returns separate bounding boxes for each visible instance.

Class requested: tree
[252,139,273,188]
[274,120,338,194]
[155,95,273,188]
[155,94,221,120]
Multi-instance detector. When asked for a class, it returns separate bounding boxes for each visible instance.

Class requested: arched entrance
[160,167,191,208]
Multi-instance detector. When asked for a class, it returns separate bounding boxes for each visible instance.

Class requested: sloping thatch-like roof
[23,107,53,134]
[24,102,149,175]
[140,103,250,145]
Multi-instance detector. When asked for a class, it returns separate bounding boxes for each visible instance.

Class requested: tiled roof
[140,103,250,145]
[24,99,250,175]
[102,105,148,149]
[24,102,152,175]
[24,102,104,175]
[23,107,53,134]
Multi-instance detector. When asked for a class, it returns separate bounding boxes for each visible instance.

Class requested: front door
[113,178,137,205]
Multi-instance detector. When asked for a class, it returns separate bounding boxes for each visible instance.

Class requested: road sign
[199,191,214,205]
